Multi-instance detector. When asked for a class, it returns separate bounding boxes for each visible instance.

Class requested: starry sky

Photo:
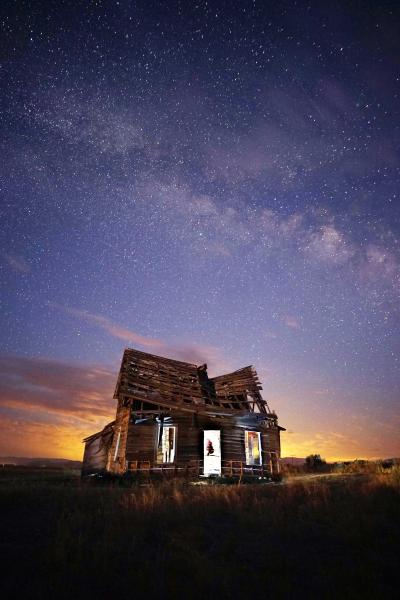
[1,0,399,461]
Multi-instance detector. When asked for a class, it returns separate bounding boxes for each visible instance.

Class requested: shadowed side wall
[82,424,114,476]
[82,437,109,476]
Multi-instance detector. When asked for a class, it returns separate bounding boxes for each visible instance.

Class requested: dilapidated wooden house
[82,348,284,479]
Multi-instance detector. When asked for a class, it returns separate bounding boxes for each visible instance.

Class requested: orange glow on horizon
[281,430,400,462]
[0,356,398,463]
[0,415,114,460]
[0,416,399,463]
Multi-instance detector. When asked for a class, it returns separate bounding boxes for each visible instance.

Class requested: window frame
[157,424,177,464]
[244,430,262,466]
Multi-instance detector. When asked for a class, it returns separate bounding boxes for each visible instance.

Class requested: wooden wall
[123,411,281,476]
[126,421,157,463]
[82,434,111,476]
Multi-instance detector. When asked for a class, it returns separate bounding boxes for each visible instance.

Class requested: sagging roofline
[113,347,271,414]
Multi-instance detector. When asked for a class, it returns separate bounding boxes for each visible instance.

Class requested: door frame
[203,429,222,476]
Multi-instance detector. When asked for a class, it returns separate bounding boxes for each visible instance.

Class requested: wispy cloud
[0,350,223,456]
[0,343,229,460]
[0,355,116,424]
[281,314,301,330]
[60,306,165,349]
[0,413,93,459]
[165,343,230,375]
[141,178,400,306]
[52,304,230,375]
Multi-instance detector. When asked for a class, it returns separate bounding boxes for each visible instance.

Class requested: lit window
[245,430,262,465]
[157,425,176,463]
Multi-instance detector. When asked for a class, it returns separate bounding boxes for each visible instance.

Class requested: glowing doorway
[203,430,221,476]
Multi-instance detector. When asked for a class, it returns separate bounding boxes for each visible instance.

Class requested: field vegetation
[1,465,399,599]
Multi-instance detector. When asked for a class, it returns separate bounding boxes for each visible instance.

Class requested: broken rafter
[113,348,270,414]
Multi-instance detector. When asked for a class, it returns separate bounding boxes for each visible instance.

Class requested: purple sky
[1,1,399,460]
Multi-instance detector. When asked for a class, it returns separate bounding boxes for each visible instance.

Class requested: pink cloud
[282,314,301,330]
[59,306,165,348]
[0,341,231,458]
[52,304,231,375]
[164,343,231,376]
[0,355,116,422]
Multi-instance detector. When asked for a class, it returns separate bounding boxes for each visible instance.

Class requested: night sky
[1,0,399,461]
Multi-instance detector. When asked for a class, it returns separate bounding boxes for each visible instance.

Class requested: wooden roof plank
[114,348,269,413]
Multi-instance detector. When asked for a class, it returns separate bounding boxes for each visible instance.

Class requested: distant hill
[0,457,82,469]
[281,457,305,466]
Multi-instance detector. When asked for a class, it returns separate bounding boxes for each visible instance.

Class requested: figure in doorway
[206,439,214,455]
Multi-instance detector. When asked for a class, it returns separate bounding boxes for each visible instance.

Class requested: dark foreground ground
[1,468,399,599]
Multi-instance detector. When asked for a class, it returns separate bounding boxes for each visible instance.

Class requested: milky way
[1,1,399,460]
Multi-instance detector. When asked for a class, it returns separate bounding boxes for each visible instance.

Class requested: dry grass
[1,468,399,599]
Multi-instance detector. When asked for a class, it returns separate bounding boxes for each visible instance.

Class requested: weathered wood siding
[121,411,281,476]
[126,421,157,463]
[82,435,110,476]
[268,428,281,453]
[222,426,246,463]
[173,414,200,465]
[83,349,285,479]
[261,428,281,474]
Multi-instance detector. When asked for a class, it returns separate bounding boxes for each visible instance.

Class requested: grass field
[1,467,399,599]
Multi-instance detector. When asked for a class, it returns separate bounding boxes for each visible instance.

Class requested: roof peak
[115,347,270,414]
[123,347,199,369]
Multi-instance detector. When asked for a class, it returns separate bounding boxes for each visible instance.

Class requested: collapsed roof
[114,348,273,416]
